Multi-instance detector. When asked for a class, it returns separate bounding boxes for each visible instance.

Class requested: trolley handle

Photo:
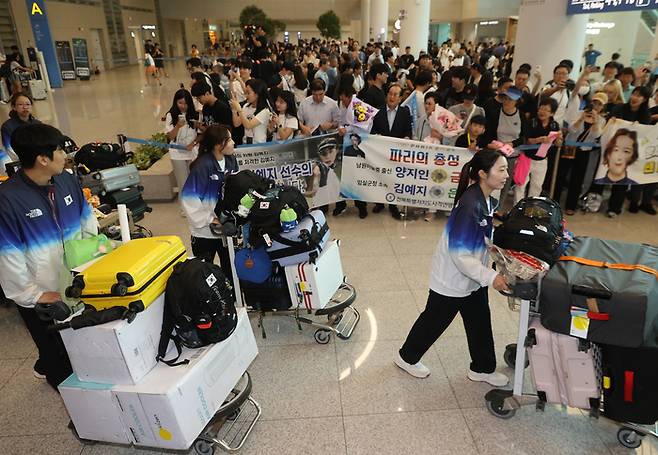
[571,285,611,321]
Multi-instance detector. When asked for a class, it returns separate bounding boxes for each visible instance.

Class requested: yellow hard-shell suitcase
[66,236,186,312]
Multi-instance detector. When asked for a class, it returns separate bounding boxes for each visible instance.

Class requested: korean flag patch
[206,273,217,288]
[64,195,73,206]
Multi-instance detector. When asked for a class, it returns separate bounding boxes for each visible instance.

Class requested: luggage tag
[569,306,589,339]
[262,233,272,248]
[296,281,313,294]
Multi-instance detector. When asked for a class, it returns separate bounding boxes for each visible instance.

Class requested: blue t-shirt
[584,50,601,67]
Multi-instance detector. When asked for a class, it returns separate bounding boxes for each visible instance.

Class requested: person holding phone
[164,89,199,206]
[395,149,510,386]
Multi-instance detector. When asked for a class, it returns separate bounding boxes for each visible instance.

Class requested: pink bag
[514,152,532,186]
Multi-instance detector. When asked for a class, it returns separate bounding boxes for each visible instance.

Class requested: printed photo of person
[305,136,342,206]
[594,128,639,185]
[344,133,366,158]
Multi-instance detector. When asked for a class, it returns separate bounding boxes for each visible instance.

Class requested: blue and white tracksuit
[400,183,499,372]
[0,170,98,308]
[429,184,498,297]
[180,152,239,239]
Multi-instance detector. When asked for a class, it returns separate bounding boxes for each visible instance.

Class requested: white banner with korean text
[339,133,473,211]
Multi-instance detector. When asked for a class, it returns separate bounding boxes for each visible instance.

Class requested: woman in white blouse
[269,90,299,141]
[229,79,271,144]
[163,89,199,197]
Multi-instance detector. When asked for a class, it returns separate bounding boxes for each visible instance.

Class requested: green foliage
[128,132,168,170]
[239,6,285,37]
[316,10,341,39]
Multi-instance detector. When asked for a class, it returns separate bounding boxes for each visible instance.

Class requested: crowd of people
[162,31,658,223]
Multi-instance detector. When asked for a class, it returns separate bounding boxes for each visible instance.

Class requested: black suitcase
[101,186,151,221]
[75,142,132,172]
[602,344,658,424]
[240,268,292,311]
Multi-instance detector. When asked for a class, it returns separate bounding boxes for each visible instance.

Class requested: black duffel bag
[75,142,132,172]
[540,236,658,349]
[493,197,564,265]
[216,170,273,217]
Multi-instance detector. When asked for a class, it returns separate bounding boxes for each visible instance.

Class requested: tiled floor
[1,65,658,454]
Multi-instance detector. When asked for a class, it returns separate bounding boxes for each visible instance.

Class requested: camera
[565,80,576,91]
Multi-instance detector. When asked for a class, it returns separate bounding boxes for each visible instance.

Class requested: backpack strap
[559,256,658,279]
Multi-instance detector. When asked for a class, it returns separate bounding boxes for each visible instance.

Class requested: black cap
[463,84,478,100]
[470,114,486,126]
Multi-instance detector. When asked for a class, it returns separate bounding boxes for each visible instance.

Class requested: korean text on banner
[340,133,473,211]
[594,119,658,186]
[235,133,344,208]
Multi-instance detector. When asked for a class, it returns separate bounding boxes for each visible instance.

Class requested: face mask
[222,139,235,155]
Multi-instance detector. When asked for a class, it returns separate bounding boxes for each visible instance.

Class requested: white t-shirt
[293,85,308,106]
[242,104,271,144]
[164,112,198,161]
[274,114,299,141]
[145,54,155,67]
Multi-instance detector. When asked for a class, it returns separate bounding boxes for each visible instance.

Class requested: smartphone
[178,113,186,124]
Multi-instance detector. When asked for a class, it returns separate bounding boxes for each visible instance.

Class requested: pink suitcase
[526,318,601,412]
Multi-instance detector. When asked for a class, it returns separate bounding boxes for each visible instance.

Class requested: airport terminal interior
[2,0,658,454]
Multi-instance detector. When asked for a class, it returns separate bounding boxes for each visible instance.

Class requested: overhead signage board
[567,0,658,15]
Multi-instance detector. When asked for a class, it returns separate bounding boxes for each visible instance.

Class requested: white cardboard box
[284,240,344,309]
[60,294,165,385]
[114,307,257,450]
[59,375,132,445]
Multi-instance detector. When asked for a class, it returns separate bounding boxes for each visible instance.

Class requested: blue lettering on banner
[566,0,658,15]
[254,167,278,180]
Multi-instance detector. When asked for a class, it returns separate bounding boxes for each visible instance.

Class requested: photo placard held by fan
[594,119,658,185]
[339,133,473,211]
[345,95,378,133]
[234,133,343,208]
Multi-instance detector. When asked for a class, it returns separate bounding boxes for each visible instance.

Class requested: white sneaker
[394,352,430,378]
[33,369,46,380]
[467,369,509,387]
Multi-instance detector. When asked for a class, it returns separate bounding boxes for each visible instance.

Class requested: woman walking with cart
[395,149,511,386]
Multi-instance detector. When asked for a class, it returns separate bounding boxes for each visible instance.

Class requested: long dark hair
[167,89,196,126]
[454,148,505,205]
[293,65,308,91]
[245,78,270,114]
[277,90,298,118]
[190,124,231,169]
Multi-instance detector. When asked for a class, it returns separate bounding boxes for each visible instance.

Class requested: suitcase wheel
[115,272,135,287]
[65,285,82,299]
[617,428,643,449]
[93,173,101,181]
[110,283,128,296]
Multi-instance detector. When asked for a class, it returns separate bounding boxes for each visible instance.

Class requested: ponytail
[453,148,505,206]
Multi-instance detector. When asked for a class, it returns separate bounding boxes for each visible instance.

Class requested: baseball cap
[591,92,608,105]
[470,114,486,126]
[318,137,338,155]
[463,84,478,100]
[501,87,522,101]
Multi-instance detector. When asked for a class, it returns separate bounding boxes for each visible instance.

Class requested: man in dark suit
[370,83,413,219]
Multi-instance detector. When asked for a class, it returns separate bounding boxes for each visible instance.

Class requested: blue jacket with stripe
[0,169,97,307]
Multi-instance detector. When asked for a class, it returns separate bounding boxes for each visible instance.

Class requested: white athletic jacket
[429,184,498,297]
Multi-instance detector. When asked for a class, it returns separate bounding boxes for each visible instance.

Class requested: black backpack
[493,197,564,265]
[248,185,309,247]
[157,259,238,366]
[74,142,131,172]
[216,170,273,216]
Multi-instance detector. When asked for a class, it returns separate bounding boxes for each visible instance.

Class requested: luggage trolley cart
[482,244,550,418]
[227,237,360,344]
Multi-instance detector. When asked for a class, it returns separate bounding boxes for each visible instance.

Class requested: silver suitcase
[80,164,141,196]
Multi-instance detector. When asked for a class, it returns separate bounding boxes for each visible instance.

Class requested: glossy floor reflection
[1,65,658,454]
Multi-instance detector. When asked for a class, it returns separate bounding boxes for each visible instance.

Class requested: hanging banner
[340,134,473,211]
[72,38,91,80]
[594,119,658,185]
[235,133,344,208]
[25,0,63,87]
[55,41,76,80]
[567,0,658,15]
